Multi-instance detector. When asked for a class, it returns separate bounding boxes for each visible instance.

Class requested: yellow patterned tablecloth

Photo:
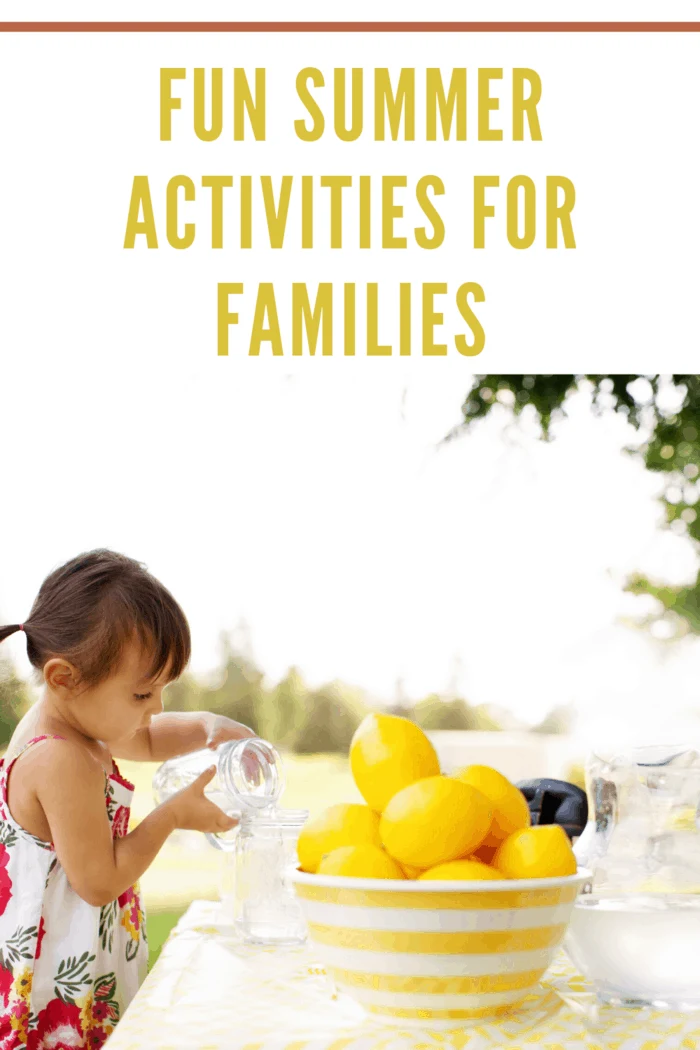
[107,901,700,1050]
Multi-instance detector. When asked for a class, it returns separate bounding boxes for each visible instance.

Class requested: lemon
[350,713,440,813]
[493,825,577,879]
[418,859,503,881]
[380,776,493,868]
[297,803,381,873]
[317,844,406,879]
[453,765,530,847]
[400,863,425,879]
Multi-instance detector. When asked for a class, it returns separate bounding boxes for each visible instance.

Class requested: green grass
[146,906,187,971]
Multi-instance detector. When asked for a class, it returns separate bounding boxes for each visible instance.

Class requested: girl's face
[48,636,170,744]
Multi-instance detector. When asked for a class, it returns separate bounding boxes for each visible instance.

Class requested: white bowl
[293,868,589,1027]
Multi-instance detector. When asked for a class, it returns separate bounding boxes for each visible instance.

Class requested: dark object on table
[516,778,588,840]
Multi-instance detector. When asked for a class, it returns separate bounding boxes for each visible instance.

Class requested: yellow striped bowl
[293,868,589,1027]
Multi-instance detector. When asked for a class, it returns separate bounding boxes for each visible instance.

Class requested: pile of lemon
[298,713,577,881]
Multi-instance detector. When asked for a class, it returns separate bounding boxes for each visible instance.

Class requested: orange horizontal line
[0,22,699,33]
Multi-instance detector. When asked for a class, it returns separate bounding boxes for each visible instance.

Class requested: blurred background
[4,372,700,965]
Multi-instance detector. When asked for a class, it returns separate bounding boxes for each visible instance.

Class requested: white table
[107,901,700,1050]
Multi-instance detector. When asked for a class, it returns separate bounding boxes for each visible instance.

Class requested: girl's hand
[166,767,239,834]
[205,714,256,750]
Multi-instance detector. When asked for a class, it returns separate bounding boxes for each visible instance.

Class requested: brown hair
[0,549,191,690]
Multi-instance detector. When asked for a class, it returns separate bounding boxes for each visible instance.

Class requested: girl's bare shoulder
[8,733,109,785]
[5,735,107,844]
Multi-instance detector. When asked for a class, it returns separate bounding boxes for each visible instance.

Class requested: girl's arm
[36,740,236,907]
[110,711,255,762]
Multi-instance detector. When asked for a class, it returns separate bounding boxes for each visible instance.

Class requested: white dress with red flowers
[0,735,148,1049]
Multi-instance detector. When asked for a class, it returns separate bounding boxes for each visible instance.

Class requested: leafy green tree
[163,672,204,713]
[292,683,366,754]
[530,705,575,735]
[202,648,265,735]
[156,632,551,754]
[414,695,480,731]
[165,634,266,734]
[384,702,417,720]
[455,375,700,637]
[472,705,506,732]
[0,657,32,748]
[258,666,307,747]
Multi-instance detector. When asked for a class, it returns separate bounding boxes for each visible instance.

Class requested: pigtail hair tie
[18,624,24,632]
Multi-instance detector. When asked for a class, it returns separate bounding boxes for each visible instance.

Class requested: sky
[2,367,700,748]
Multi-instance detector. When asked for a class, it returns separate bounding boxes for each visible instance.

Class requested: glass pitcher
[152,737,285,849]
[567,744,700,1009]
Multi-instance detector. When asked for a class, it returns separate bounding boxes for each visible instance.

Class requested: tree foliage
[0,657,32,748]
[0,633,570,751]
[293,683,366,755]
[414,695,480,731]
[530,705,575,735]
[456,375,700,636]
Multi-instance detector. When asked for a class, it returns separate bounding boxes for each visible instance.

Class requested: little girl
[0,549,254,1049]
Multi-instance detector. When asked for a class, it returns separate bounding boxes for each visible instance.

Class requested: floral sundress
[0,735,148,1049]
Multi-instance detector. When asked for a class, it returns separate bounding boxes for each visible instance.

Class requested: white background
[1,18,699,743]
[0,28,697,363]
